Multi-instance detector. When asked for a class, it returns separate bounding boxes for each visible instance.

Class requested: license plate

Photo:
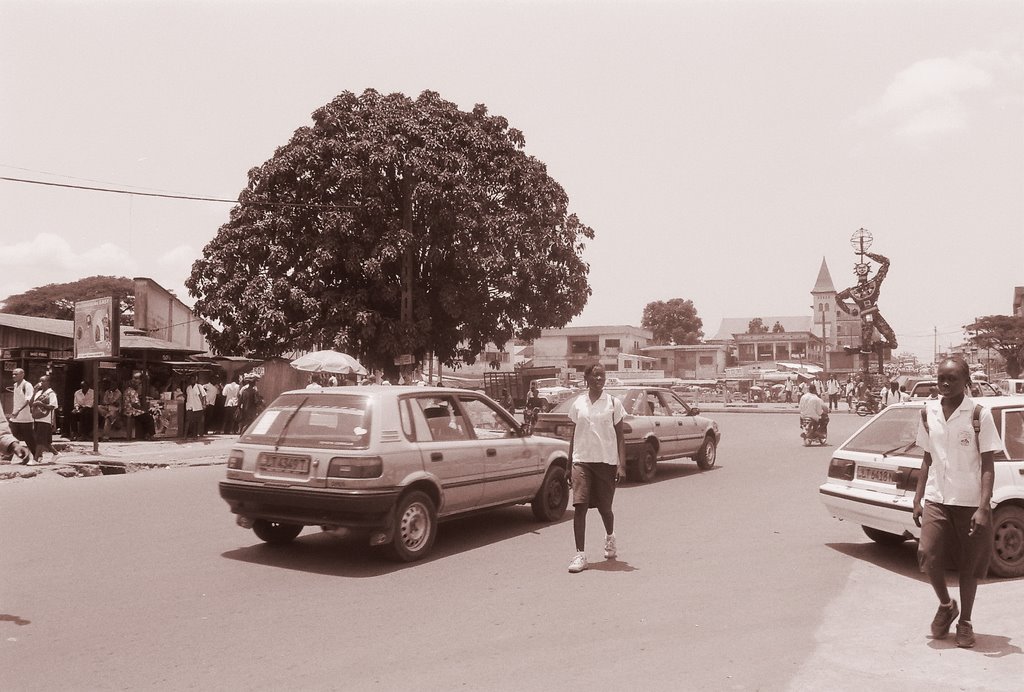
[258,453,311,475]
[856,466,897,484]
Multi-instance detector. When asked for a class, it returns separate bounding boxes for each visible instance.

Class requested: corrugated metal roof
[0,312,74,338]
[0,312,203,353]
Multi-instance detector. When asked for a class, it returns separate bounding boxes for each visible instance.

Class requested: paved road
[1,413,1021,690]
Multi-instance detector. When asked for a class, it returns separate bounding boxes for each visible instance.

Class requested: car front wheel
[695,436,717,470]
[252,519,303,544]
[990,505,1024,578]
[531,465,569,521]
[386,491,438,562]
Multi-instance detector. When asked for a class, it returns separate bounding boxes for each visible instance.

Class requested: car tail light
[897,466,921,491]
[227,450,245,470]
[827,457,855,481]
[328,456,383,479]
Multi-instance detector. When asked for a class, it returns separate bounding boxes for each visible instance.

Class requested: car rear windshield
[549,387,636,414]
[240,392,370,449]
[841,407,923,457]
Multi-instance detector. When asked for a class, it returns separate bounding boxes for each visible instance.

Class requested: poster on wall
[74,297,120,360]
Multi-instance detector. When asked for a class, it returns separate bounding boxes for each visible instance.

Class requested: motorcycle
[854,396,879,417]
[522,406,541,435]
[800,416,828,446]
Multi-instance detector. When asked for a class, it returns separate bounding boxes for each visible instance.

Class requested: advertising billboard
[74,296,120,359]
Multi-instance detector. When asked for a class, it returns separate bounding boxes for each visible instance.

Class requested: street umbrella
[289,350,368,375]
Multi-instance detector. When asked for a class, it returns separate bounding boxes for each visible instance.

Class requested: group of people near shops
[780,374,910,411]
[2,368,268,463]
[180,372,262,438]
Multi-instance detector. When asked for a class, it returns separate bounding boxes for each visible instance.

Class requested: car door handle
[486,448,497,457]
[431,452,443,462]
[654,422,661,427]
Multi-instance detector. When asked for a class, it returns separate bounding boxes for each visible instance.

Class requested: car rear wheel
[252,519,303,545]
[386,491,437,562]
[695,436,717,470]
[629,444,657,483]
[990,505,1024,578]
[862,525,909,545]
[531,465,569,521]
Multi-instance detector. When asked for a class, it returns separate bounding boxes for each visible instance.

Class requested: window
[660,392,691,417]
[458,397,516,439]
[241,392,370,449]
[1000,410,1023,460]
[699,356,713,365]
[571,340,598,355]
[605,338,620,348]
[412,396,470,442]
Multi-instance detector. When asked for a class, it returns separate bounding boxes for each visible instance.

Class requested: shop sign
[26,350,49,359]
[394,354,415,366]
[1,350,11,360]
[74,296,120,360]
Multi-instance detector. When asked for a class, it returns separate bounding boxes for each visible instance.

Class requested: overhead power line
[0,175,355,211]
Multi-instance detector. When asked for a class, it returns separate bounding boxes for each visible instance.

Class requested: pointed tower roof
[811,257,835,294]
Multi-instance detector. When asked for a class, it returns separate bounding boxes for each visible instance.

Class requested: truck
[483,366,563,410]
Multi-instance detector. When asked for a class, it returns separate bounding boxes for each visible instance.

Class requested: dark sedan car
[532,386,720,482]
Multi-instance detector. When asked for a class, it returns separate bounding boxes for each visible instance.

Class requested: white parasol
[289,349,368,375]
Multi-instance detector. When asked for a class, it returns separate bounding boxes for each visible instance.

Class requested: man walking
[912,357,999,648]
[826,374,841,412]
[1,397,34,464]
[8,368,36,454]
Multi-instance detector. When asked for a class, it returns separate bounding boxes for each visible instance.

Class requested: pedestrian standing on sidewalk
[221,375,241,434]
[184,375,206,438]
[783,376,794,404]
[566,363,626,574]
[912,357,999,648]
[8,368,36,455]
[30,375,60,463]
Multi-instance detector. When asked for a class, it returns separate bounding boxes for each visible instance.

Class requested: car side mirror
[689,408,701,416]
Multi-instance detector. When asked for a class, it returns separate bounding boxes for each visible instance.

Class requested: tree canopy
[1,276,134,324]
[965,315,1024,378]
[747,318,769,334]
[641,299,703,345]
[187,89,593,366]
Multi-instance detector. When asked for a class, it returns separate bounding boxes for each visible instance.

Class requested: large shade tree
[1,276,134,324]
[641,298,703,345]
[187,89,593,367]
[965,315,1024,378]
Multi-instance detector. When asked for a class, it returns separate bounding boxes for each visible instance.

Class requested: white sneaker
[604,533,617,559]
[568,552,587,573]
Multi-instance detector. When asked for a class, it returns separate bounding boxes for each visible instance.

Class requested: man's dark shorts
[918,501,992,578]
[571,462,617,511]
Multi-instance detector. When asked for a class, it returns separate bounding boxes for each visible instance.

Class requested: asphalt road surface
[2,413,1021,691]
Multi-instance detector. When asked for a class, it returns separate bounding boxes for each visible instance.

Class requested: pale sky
[2,0,1022,361]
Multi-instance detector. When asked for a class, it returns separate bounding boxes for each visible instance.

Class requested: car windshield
[533,378,562,389]
[841,407,924,457]
[240,392,370,449]
[548,387,635,414]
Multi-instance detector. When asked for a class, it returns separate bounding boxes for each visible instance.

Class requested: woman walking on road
[567,363,627,573]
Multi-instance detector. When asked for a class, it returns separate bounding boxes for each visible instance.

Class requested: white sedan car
[819,396,1024,578]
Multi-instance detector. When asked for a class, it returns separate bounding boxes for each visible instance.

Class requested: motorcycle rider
[799,383,829,441]
[523,383,546,433]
